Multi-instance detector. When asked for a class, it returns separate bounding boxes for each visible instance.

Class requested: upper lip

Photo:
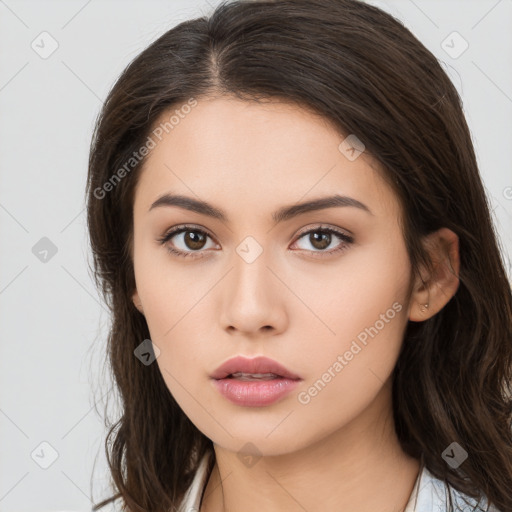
[211,356,302,380]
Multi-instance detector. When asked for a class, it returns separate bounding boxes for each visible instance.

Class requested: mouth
[210,356,302,407]
[225,372,286,381]
[210,355,302,381]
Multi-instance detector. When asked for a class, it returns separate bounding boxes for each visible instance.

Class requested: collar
[178,452,500,512]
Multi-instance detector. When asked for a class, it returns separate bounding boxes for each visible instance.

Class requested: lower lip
[212,377,301,407]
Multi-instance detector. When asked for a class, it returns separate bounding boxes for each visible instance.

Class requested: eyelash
[157,224,354,260]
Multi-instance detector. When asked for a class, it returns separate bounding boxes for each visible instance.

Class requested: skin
[130,96,460,512]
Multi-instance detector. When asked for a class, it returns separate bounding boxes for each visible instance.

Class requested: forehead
[133,96,399,221]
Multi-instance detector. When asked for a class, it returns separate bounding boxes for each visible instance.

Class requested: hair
[86,0,512,510]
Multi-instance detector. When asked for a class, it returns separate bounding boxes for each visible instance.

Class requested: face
[130,96,414,455]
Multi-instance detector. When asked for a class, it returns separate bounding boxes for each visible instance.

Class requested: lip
[210,356,302,407]
[210,355,302,380]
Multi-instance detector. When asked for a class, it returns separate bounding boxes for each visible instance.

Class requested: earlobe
[408,227,460,322]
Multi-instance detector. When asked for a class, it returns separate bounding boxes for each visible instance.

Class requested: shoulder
[405,464,502,512]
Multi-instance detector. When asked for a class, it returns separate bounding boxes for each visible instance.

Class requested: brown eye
[158,224,354,260]
[307,231,332,250]
[158,225,216,258]
[181,230,208,250]
[292,226,353,256]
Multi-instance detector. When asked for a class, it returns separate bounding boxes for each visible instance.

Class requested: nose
[219,246,288,337]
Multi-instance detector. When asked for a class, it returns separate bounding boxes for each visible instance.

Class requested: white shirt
[178,452,501,512]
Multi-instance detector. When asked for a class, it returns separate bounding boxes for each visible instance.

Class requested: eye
[157,224,354,259]
[157,224,217,259]
[291,225,354,257]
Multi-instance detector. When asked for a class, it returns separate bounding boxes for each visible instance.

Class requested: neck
[200,382,421,512]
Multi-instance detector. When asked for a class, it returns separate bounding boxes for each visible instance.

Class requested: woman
[86,0,512,510]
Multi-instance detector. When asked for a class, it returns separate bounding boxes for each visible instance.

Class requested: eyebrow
[148,193,373,223]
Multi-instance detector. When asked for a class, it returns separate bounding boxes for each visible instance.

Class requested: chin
[202,418,312,457]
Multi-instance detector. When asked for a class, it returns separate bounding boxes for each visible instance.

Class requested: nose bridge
[231,233,273,299]
[219,233,283,332]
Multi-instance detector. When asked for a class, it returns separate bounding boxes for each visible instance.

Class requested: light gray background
[0,0,511,510]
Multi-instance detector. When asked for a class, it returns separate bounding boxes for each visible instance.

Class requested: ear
[408,227,460,322]
[132,289,144,315]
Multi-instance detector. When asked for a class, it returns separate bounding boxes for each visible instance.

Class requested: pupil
[311,232,330,250]
[186,231,206,250]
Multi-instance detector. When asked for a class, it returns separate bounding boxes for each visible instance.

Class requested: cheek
[291,239,409,342]
[286,284,408,452]
[133,243,205,340]
[291,241,410,394]
[296,299,407,407]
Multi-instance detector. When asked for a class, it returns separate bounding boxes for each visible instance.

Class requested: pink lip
[210,355,302,380]
[210,356,302,407]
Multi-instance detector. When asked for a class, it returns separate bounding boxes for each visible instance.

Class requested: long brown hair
[86,0,512,510]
